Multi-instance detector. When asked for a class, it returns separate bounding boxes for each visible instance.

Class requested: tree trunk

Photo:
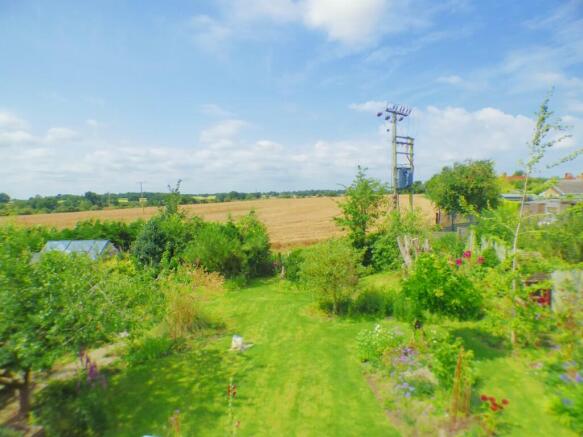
[509,174,530,347]
[18,368,31,418]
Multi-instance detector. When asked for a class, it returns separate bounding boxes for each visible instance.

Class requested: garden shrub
[399,253,483,322]
[351,288,393,318]
[35,379,108,437]
[282,248,304,282]
[431,233,465,259]
[427,332,474,389]
[181,213,273,280]
[392,295,418,323]
[0,427,22,437]
[356,324,406,363]
[236,211,273,277]
[163,280,211,339]
[54,219,144,251]
[300,239,360,314]
[132,214,198,268]
[370,210,427,272]
[183,221,245,277]
[124,336,178,366]
[480,246,500,268]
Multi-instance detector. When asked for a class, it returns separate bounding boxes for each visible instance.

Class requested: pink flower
[463,250,472,258]
[455,258,462,266]
[477,256,485,265]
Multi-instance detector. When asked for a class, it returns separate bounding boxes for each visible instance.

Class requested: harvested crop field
[0,195,436,249]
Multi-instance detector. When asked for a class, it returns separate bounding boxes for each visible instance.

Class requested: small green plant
[300,239,360,315]
[124,336,178,366]
[281,248,304,282]
[356,325,406,363]
[34,378,108,437]
[351,288,393,318]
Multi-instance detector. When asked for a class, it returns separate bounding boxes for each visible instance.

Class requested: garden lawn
[453,324,578,437]
[102,279,399,436]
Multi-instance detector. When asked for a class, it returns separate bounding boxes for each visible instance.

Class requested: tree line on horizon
[0,183,427,216]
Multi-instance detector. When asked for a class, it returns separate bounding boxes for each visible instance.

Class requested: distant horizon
[4,170,580,201]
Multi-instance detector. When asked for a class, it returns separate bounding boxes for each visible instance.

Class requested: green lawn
[98,275,575,436]
[103,279,399,436]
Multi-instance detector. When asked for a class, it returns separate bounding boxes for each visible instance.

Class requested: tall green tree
[0,227,151,416]
[425,160,500,229]
[507,91,581,345]
[335,166,388,249]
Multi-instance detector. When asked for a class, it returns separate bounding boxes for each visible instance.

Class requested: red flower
[480,394,488,401]
[455,258,462,266]
[489,397,496,403]
[502,399,509,405]
[463,250,472,258]
[477,256,485,265]
[490,405,498,412]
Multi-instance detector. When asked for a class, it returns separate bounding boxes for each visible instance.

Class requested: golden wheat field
[0,195,436,249]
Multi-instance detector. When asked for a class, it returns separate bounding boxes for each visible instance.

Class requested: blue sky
[0,0,582,198]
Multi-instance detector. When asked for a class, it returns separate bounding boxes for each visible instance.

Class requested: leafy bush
[399,253,483,322]
[525,203,583,263]
[0,427,22,437]
[431,233,465,259]
[236,211,273,277]
[427,332,474,388]
[182,213,273,280]
[392,294,419,323]
[356,324,406,363]
[370,210,426,272]
[124,336,178,366]
[300,239,360,314]
[163,279,211,339]
[351,288,393,317]
[54,219,144,251]
[282,248,304,282]
[183,221,245,277]
[132,214,198,268]
[35,379,108,437]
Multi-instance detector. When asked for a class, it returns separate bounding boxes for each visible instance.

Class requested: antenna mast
[377,104,414,212]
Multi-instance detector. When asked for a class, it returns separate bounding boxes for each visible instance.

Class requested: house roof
[553,179,583,195]
[41,240,116,259]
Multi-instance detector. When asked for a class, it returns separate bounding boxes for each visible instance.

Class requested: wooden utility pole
[391,112,399,210]
[377,104,413,213]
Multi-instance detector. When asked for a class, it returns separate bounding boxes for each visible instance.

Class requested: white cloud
[436,75,463,85]
[199,119,248,146]
[188,15,231,52]
[302,0,387,46]
[349,100,386,113]
[0,111,27,130]
[2,104,581,198]
[567,100,583,113]
[199,103,232,118]
[45,127,79,143]
[0,130,36,146]
[86,119,106,128]
[209,0,455,49]
[230,0,300,22]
